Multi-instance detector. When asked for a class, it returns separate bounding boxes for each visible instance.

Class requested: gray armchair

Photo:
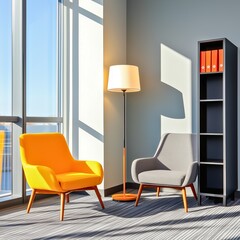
[131,133,198,212]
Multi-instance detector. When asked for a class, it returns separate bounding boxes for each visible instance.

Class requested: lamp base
[112,193,137,202]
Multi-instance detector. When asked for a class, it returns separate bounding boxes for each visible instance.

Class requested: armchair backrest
[154,133,197,172]
[20,133,74,174]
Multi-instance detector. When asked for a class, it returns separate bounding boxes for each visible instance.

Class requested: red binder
[200,51,206,73]
[211,50,218,72]
[205,50,211,72]
[218,49,224,72]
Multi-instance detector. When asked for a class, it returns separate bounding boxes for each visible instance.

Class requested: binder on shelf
[218,49,224,72]
[206,50,211,72]
[211,50,218,72]
[200,51,206,73]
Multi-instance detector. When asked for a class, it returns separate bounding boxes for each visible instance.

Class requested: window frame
[0,0,63,207]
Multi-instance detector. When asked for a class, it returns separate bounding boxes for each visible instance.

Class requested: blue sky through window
[27,0,58,117]
[0,0,12,116]
[0,0,58,117]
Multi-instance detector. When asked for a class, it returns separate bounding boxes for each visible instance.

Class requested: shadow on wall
[127,43,192,164]
[159,82,185,119]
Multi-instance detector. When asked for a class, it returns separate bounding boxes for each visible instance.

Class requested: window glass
[0,123,12,197]
[0,0,12,198]
[26,0,58,117]
[26,123,60,133]
[0,0,62,202]
[0,0,12,116]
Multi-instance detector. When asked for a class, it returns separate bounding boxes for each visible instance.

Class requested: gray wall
[126,0,240,189]
[104,0,127,190]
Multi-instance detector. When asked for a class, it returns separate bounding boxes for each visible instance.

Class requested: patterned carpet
[0,190,240,239]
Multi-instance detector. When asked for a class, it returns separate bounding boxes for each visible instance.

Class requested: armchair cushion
[138,170,186,187]
[56,172,102,191]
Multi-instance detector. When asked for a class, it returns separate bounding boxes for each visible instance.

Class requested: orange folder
[205,50,211,72]
[211,50,218,72]
[200,51,206,73]
[218,49,224,72]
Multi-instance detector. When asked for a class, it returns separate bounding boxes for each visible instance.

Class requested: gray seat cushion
[138,170,186,187]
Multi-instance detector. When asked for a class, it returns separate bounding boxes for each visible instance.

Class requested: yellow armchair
[19,132,104,221]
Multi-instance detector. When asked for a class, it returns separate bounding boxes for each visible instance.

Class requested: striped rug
[0,191,240,239]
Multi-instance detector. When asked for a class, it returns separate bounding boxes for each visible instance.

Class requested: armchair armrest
[71,160,103,179]
[23,164,62,192]
[131,157,157,183]
[182,161,198,187]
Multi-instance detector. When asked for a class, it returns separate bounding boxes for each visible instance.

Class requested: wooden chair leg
[94,186,105,209]
[27,189,36,213]
[135,184,144,207]
[60,193,65,221]
[181,187,188,213]
[156,187,160,197]
[66,193,70,203]
[190,183,198,200]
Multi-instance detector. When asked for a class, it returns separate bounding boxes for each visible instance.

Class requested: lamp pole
[112,89,137,201]
[122,89,126,195]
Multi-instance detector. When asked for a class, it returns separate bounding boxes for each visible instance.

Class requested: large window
[27,0,59,117]
[0,0,62,203]
[0,0,13,198]
[26,0,62,135]
[0,0,12,116]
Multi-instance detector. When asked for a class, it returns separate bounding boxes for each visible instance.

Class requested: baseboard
[103,182,185,196]
[235,190,240,199]
[103,184,124,197]
[126,182,139,190]
[103,184,240,199]
[103,182,138,196]
[103,182,163,196]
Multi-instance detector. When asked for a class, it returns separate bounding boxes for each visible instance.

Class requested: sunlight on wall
[78,6,103,159]
[78,0,103,18]
[160,43,192,134]
[63,0,104,190]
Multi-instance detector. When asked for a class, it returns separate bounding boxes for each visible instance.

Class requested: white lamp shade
[108,65,141,92]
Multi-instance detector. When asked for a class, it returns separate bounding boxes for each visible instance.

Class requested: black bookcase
[198,38,238,205]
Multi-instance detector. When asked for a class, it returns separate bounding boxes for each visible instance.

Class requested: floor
[0,190,240,239]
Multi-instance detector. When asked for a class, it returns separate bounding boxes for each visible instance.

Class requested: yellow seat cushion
[56,172,102,191]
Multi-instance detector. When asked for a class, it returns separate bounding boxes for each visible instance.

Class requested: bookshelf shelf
[198,38,238,206]
[200,71,223,75]
[200,73,223,99]
[200,99,223,102]
[200,162,224,166]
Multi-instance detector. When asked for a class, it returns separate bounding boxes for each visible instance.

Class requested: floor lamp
[108,65,141,201]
